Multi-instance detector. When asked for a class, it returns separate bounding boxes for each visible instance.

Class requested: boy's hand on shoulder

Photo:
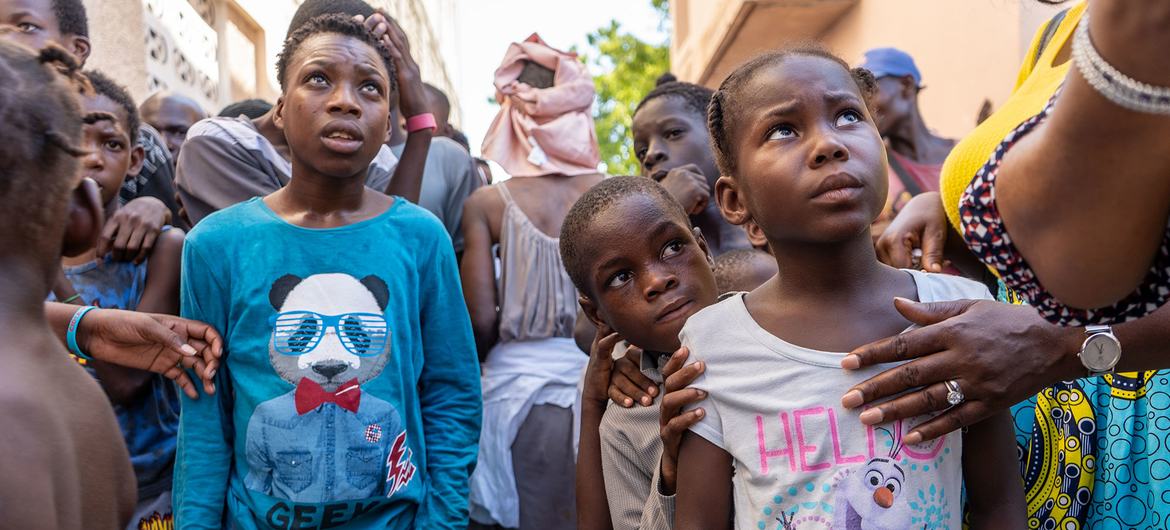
[358,11,429,119]
[79,308,222,399]
[582,324,623,408]
[659,346,707,495]
[607,347,658,408]
[100,196,169,264]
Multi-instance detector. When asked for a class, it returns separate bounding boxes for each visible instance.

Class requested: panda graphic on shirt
[244,273,416,503]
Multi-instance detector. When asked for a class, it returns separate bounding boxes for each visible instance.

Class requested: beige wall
[671,0,1066,139]
[83,0,150,104]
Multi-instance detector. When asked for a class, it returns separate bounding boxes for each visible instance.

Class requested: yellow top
[939,1,1087,231]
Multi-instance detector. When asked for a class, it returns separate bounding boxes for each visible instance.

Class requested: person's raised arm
[962,411,1026,529]
[994,1,1170,309]
[459,188,500,359]
[673,432,732,530]
[361,12,431,204]
[415,231,482,529]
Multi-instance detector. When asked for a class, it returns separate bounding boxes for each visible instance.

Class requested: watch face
[1084,334,1122,372]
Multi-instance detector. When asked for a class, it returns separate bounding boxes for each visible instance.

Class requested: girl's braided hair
[706,45,876,176]
[0,41,88,239]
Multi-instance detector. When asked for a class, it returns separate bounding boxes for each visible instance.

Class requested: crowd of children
[5,0,1169,529]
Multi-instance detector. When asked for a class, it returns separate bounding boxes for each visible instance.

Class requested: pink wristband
[405,113,437,133]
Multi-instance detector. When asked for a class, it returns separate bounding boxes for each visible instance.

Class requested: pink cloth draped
[481,33,600,178]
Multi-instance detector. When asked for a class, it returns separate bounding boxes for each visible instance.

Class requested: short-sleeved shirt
[681,270,992,530]
[389,136,481,251]
[174,116,398,226]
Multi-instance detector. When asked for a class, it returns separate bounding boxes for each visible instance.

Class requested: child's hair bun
[655,72,678,86]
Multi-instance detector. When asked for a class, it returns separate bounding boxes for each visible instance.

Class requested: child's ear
[127,144,146,177]
[67,35,91,65]
[61,177,103,257]
[715,175,750,226]
[692,226,715,267]
[578,295,606,330]
[744,220,769,250]
[273,96,285,130]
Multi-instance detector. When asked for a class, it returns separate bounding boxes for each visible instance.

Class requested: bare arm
[363,12,430,204]
[577,328,621,530]
[459,189,500,359]
[963,411,1026,529]
[996,1,1170,309]
[674,432,732,529]
[90,229,185,406]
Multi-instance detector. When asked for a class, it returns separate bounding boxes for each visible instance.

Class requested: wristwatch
[1079,325,1122,376]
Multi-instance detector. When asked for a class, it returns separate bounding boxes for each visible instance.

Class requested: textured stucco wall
[82,0,150,105]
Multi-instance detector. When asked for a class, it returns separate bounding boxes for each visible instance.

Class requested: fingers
[609,368,653,407]
[98,216,120,256]
[892,298,978,327]
[664,359,704,394]
[661,408,705,442]
[841,355,947,410]
[164,365,199,400]
[660,387,707,422]
[110,218,135,261]
[616,350,658,399]
[660,346,689,380]
[842,321,945,370]
[903,402,987,444]
[920,223,948,273]
[133,227,158,265]
[855,381,952,426]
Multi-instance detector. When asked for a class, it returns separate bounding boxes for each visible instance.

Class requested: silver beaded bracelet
[1072,13,1170,115]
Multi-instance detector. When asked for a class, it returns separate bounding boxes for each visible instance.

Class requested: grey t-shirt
[681,270,992,530]
[174,116,398,226]
[390,136,481,251]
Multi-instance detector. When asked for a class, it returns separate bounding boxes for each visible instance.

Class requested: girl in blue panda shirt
[174,14,480,529]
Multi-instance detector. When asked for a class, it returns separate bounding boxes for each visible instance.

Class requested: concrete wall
[82,0,150,105]
[670,0,1067,139]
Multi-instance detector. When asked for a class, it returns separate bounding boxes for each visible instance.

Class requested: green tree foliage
[584,0,670,175]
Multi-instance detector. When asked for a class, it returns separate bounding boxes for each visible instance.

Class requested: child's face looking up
[717,55,888,246]
[580,194,718,353]
[275,32,391,180]
[633,96,719,189]
[79,93,142,208]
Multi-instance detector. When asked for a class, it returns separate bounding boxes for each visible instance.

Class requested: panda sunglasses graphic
[244,273,417,503]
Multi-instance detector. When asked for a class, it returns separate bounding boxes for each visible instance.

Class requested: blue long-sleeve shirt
[175,197,481,529]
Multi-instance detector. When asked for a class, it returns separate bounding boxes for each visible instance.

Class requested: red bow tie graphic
[295,378,361,415]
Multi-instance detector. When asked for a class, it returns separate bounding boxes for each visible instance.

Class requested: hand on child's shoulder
[582,325,622,407]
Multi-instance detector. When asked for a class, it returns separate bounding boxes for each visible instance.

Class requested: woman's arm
[995,1,1170,309]
[459,189,500,359]
[44,302,220,399]
[963,411,1026,529]
[841,296,1170,442]
[90,228,185,406]
[674,432,733,529]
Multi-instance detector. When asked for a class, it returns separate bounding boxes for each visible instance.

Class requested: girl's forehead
[744,55,857,99]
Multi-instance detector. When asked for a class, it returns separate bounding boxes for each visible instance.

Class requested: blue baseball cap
[860,47,922,86]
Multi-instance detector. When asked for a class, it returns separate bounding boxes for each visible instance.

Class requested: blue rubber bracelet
[66,306,98,361]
